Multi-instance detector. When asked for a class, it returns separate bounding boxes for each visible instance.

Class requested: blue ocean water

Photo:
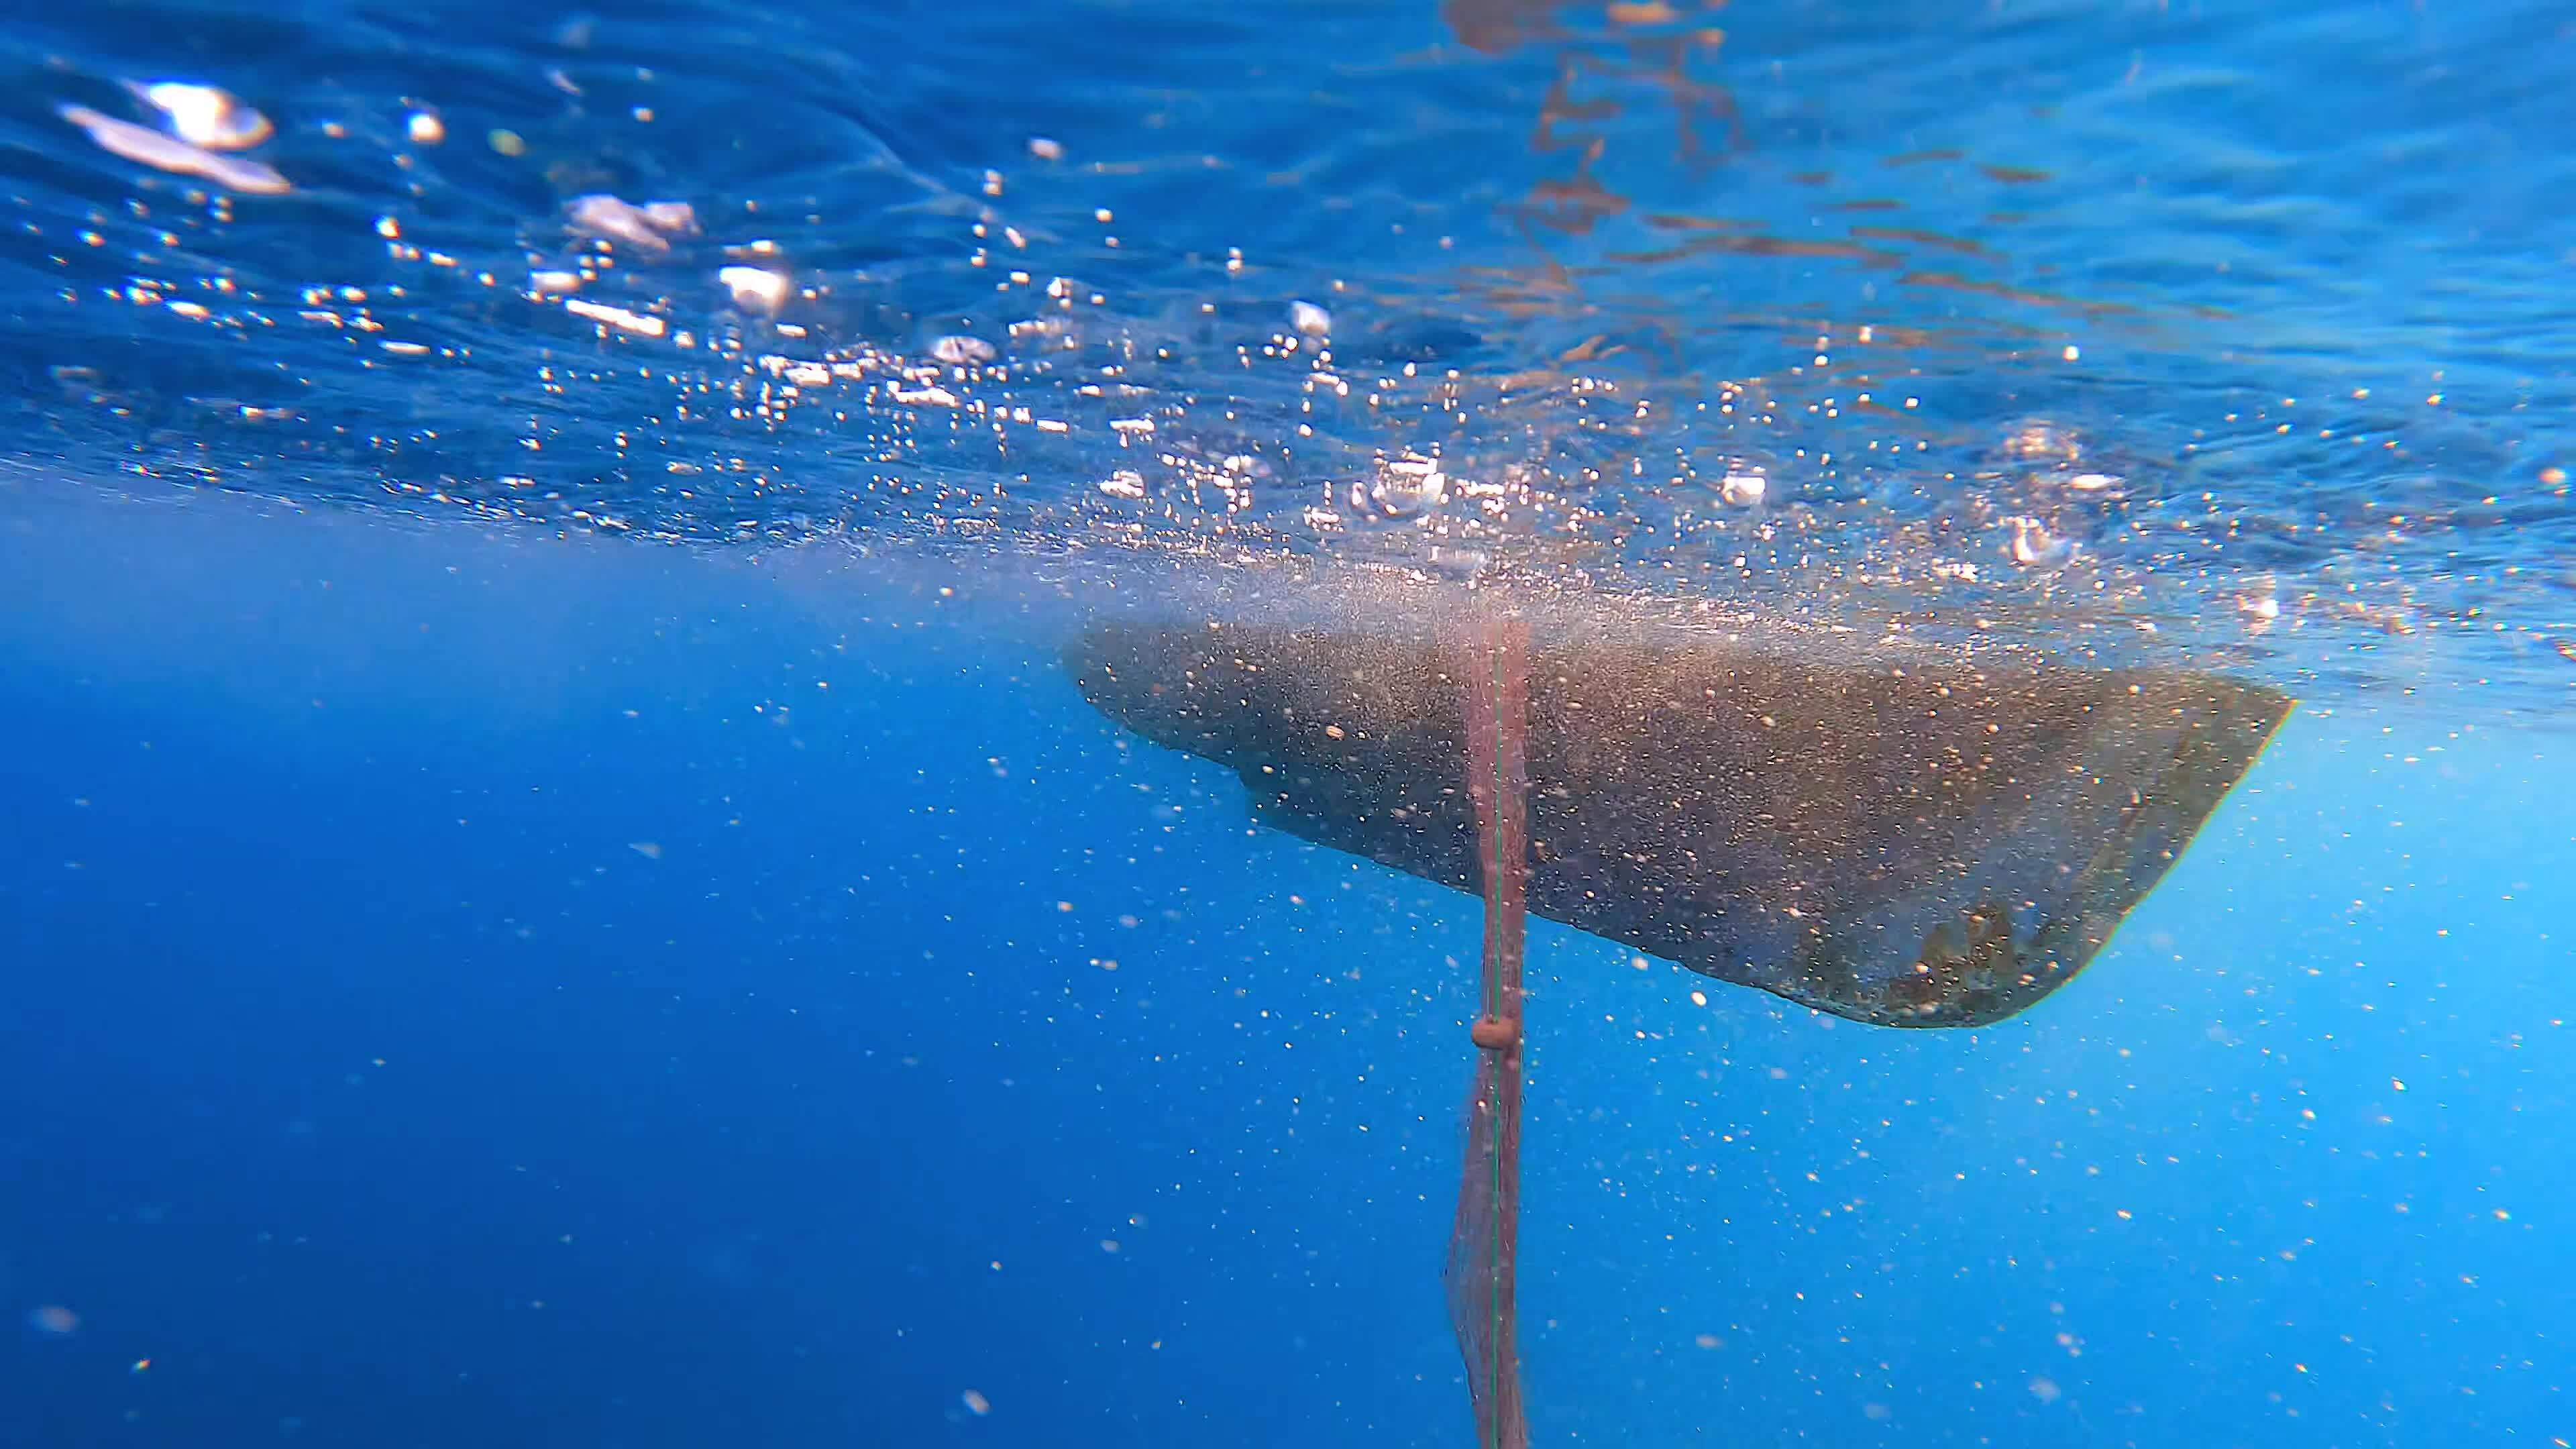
[3,1,2573,1445]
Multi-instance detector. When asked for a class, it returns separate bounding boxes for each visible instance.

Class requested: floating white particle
[127,81,272,150]
[961,1389,991,1416]
[568,195,698,254]
[2004,516,2072,568]
[528,270,580,295]
[931,334,997,365]
[718,265,790,313]
[564,298,665,337]
[1362,455,1446,517]
[1099,470,1148,500]
[1288,300,1331,336]
[60,104,289,194]
[407,112,445,145]
[1719,472,1766,506]
[1027,136,1063,160]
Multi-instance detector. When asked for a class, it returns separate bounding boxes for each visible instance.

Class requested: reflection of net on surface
[1444,611,1531,1449]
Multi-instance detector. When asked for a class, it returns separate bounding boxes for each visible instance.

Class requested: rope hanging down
[1444,609,1531,1449]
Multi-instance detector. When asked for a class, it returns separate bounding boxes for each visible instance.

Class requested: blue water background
[4,0,2576,1444]
[4,496,2569,1446]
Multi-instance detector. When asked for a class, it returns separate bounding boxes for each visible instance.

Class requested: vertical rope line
[1483,630,1507,1447]
[1447,608,1529,1449]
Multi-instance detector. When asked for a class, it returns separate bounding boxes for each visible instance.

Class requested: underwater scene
[2,1,2571,1445]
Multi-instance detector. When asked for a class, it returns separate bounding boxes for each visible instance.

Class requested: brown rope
[1443,608,1531,1449]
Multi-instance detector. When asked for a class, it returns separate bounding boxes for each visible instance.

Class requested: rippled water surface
[6,0,2573,708]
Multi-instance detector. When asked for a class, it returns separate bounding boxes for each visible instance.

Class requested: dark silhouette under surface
[1070,612,2291,1028]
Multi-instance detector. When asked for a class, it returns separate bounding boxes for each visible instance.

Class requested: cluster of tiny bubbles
[5,69,2001,609]
[10,55,2574,712]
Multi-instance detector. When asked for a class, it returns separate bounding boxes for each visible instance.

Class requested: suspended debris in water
[123,80,272,150]
[60,104,289,195]
[566,195,699,254]
[718,265,790,313]
[931,334,998,366]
